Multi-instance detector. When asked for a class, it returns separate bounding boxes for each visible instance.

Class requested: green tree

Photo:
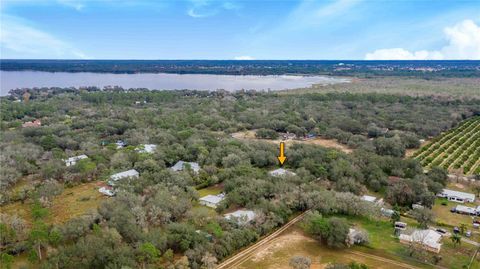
[450,233,461,247]
[138,242,160,269]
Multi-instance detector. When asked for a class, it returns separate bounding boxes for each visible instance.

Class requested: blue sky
[1,0,479,59]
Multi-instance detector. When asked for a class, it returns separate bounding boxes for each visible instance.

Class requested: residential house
[171,161,200,174]
[453,205,477,215]
[109,169,139,186]
[64,154,88,167]
[437,189,475,203]
[269,168,296,177]
[224,210,256,224]
[399,229,442,253]
[199,194,225,208]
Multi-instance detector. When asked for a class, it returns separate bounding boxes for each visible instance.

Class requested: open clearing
[231,130,353,154]
[1,181,105,225]
[237,227,423,269]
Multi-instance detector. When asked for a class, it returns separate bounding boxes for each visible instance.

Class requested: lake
[0,71,349,96]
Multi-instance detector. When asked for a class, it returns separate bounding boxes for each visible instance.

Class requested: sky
[1,0,479,60]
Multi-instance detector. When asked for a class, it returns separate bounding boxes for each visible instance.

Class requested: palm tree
[450,233,461,247]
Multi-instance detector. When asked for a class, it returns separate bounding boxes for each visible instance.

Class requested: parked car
[473,219,480,224]
[450,207,457,213]
[465,230,472,237]
[474,223,480,229]
[436,228,447,235]
[453,227,460,234]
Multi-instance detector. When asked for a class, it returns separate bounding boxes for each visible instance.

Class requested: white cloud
[57,0,85,11]
[234,56,255,60]
[0,15,90,59]
[187,0,240,18]
[365,19,480,60]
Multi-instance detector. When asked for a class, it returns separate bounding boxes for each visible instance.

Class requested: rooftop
[441,189,475,200]
[199,194,225,205]
[269,168,296,177]
[110,169,139,181]
[171,161,200,173]
[224,210,256,223]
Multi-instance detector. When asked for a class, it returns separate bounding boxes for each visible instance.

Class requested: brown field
[237,227,424,269]
[231,130,352,154]
[1,181,106,225]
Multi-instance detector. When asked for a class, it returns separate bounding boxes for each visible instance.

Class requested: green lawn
[197,184,223,197]
[432,198,477,228]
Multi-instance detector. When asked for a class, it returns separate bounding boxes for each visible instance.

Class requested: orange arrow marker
[277,142,286,165]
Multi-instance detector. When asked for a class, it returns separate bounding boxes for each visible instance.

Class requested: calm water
[0,71,349,96]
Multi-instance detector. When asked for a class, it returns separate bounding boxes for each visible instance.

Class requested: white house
[224,210,256,224]
[64,154,88,167]
[268,168,296,177]
[109,169,139,185]
[136,144,157,154]
[199,194,225,208]
[437,189,475,203]
[99,186,115,197]
[454,205,477,215]
[171,161,200,174]
[361,195,377,203]
[399,229,442,253]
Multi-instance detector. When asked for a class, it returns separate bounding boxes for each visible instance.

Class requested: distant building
[224,210,256,224]
[64,154,88,167]
[109,169,139,186]
[115,140,126,149]
[22,119,42,128]
[437,189,475,203]
[99,186,115,197]
[399,229,442,253]
[269,168,296,177]
[136,144,157,154]
[171,161,200,174]
[199,194,225,208]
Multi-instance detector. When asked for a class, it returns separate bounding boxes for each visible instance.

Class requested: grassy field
[238,215,477,269]
[432,198,478,228]
[197,184,223,197]
[1,181,106,225]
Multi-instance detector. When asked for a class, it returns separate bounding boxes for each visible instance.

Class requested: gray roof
[110,169,139,182]
[441,189,475,201]
[199,194,225,205]
[224,210,256,223]
[268,168,296,177]
[171,161,200,173]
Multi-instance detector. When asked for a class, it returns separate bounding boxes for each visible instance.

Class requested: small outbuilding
[199,194,225,208]
[64,154,88,167]
[99,186,115,197]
